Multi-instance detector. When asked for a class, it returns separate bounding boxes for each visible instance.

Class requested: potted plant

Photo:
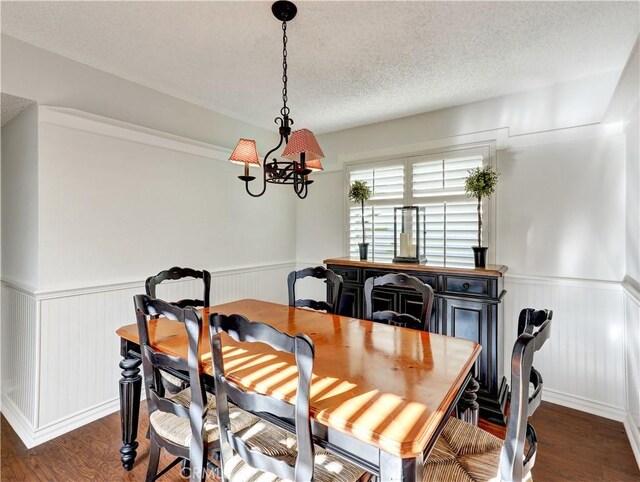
[464,165,499,268]
[348,180,372,260]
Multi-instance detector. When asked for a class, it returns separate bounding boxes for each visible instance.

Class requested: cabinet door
[399,291,438,332]
[368,288,398,318]
[443,298,492,392]
[338,284,362,318]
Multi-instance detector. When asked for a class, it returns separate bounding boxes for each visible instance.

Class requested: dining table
[116,299,481,481]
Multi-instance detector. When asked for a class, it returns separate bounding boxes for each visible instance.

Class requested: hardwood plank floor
[1,402,638,481]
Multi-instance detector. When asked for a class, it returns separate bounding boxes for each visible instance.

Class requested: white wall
[37,108,296,291]
[625,108,640,285]
[1,104,39,289]
[316,70,621,171]
[497,134,625,280]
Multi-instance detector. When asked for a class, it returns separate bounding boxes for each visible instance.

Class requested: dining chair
[145,266,212,393]
[363,273,434,330]
[424,308,553,482]
[134,295,258,482]
[287,266,344,314]
[209,312,370,482]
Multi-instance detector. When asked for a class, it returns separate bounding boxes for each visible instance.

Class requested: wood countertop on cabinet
[324,257,508,278]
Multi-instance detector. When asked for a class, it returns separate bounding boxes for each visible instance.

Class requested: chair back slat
[209,313,315,482]
[133,294,210,463]
[499,308,552,482]
[528,367,543,415]
[364,273,434,330]
[149,389,191,419]
[145,266,211,309]
[217,313,297,353]
[144,345,190,373]
[296,299,333,312]
[223,381,295,421]
[287,266,343,314]
[228,432,297,480]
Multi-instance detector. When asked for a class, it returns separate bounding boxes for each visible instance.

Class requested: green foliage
[465,165,500,200]
[348,180,372,204]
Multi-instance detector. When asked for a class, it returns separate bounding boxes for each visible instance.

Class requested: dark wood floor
[1,402,638,481]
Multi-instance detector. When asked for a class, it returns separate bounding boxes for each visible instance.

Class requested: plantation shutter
[347,147,487,266]
[349,165,403,262]
[413,156,482,267]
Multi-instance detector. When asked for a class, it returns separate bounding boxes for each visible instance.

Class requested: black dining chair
[424,308,553,482]
[287,266,344,314]
[209,312,370,482]
[363,273,434,331]
[134,295,260,482]
[145,267,212,393]
[145,266,211,309]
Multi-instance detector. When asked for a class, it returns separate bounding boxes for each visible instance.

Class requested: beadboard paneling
[1,283,38,436]
[623,281,640,465]
[3,263,294,447]
[37,263,293,430]
[504,275,626,418]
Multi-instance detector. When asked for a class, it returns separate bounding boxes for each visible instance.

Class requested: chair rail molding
[0,261,295,448]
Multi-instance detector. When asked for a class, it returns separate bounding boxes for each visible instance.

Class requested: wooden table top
[117,299,481,458]
[324,257,508,277]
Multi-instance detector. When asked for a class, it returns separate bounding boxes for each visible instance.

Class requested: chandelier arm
[296,181,309,199]
[294,171,306,195]
[244,133,286,197]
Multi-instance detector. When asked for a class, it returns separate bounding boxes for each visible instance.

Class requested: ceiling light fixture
[229,0,323,199]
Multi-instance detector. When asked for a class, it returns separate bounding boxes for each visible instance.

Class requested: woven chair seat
[223,446,368,482]
[150,388,287,452]
[424,417,532,482]
[159,370,187,391]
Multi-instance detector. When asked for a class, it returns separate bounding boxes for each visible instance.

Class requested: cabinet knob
[463,283,470,290]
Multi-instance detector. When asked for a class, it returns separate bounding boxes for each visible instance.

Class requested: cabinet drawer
[328,265,361,284]
[410,273,437,290]
[443,276,490,296]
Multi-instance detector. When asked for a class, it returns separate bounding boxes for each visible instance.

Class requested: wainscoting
[623,279,640,465]
[1,261,295,448]
[504,274,627,419]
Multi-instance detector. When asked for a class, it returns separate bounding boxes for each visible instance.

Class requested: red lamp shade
[229,138,260,167]
[281,128,324,171]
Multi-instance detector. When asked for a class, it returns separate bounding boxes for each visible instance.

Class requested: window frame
[344,142,497,265]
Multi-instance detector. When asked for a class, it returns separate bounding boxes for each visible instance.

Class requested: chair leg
[189,446,208,482]
[146,434,161,482]
[181,459,191,478]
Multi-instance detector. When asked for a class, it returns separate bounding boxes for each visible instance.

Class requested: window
[347,146,491,266]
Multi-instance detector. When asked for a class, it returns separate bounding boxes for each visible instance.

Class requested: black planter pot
[358,242,369,260]
[472,247,488,268]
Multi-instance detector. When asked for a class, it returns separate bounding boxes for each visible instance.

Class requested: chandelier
[228,1,324,199]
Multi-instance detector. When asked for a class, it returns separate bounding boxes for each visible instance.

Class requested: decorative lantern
[393,206,427,264]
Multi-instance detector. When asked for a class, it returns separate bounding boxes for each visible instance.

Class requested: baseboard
[1,396,36,448]
[30,397,122,447]
[623,413,640,470]
[543,388,627,421]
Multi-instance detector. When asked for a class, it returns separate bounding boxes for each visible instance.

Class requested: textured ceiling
[1,93,36,126]
[2,1,638,134]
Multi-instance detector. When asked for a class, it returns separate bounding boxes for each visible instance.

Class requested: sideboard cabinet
[324,257,508,424]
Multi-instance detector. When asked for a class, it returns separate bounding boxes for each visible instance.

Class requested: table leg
[457,377,480,426]
[119,355,142,470]
[379,451,423,482]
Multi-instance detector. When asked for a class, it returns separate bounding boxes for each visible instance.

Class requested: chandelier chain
[281,21,290,117]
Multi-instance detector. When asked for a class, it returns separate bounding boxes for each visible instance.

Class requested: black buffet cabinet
[325,257,509,425]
